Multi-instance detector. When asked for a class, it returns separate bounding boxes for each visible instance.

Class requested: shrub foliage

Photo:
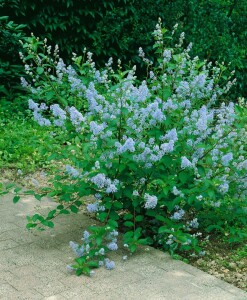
[6,21,247,276]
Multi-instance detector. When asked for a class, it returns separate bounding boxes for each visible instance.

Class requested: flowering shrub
[12,20,247,276]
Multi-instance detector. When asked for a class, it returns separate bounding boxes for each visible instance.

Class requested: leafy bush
[0,16,26,100]
[8,21,247,276]
[2,0,246,99]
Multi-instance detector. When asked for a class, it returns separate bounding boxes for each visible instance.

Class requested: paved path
[0,192,246,300]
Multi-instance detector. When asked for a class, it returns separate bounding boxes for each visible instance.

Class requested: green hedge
[1,0,247,99]
[0,16,26,99]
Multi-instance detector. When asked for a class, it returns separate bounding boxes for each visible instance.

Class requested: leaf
[95,236,102,245]
[82,267,90,276]
[155,215,167,222]
[6,183,15,190]
[47,209,56,219]
[179,171,191,184]
[76,268,83,276]
[59,209,70,215]
[41,220,54,228]
[70,205,79,213]
[97,212,108,222]
[113,201,123,209]
[138,238,149,245]
[135,215,144,222]
[107,219,118,228]
[24,190,35,195]
[109,210,120,220]
[57,205,64,210]
[13,195,20,204]
[124,221,134,227]
[123,213,133,220]
[87,261,99,268]
[36,67,44,75]
[197,165,206,177]
[75,257,86,265]
[129,244,137,253]
[34,194,42,201]
[158,226,171,234]
[32,214,43,222]
[26,223,37,229]
[134,227,142,239]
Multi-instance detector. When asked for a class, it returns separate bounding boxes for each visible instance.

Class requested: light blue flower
[105,259,115,270]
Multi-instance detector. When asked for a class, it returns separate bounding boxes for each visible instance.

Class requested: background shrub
[2,0,247,99]
[0,16,26,100]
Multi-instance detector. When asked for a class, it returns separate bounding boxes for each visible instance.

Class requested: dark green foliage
[1,0,247,99]
[0,16,26,100]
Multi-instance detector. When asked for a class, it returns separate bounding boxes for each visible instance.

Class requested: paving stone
[0,193,246,300]
[0,271,18,282]
[11,275,50,292]
[33,280,69,297]
[0,239,19,250]
[59,274,92,289]
[180,287,245,300]
[44,294,67,300]
[59,286,100,299]
[14,290,44,300]
[0,222,19,233]
[9,265,40,278]
[84,268,145,294]
[0,283,18,298]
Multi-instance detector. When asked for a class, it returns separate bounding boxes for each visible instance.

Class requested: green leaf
[14,187,22,193]
[6,183,15,190]
[129,244,137,253]
[179,171,192,184]
[134,227,142,239]
[158,226,171,234]
[57,205,64,210]
[197,165,206,177]
[95,236,102,245]
[47,209,56,219]
[113,201,123,209]
[34,194,42,201]
[135,215,144,222]
[155,215,167,222]
[42,220,54,228]
[32,214,44,222]
[109,210,120,220]
[59,209,70,215]
[123,213,133,220]
[107,219,118,228]
[75,257,86,265]
[87,261,99,268]
[76,268,83,276]
[97,212,108,222]
[24,190,35,195]
[26,223,37,229]
[138,238,149,245]
[36,67,44,75]
[124,221,134,227]
[70,205,79,213]
[13,195,20,204]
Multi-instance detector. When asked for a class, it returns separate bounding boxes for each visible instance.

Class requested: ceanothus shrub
[14,20,247,276]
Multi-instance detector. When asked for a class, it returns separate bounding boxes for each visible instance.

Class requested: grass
[0,99,63,172]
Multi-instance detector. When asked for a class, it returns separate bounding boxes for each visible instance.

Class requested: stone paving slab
[0,192,246,300]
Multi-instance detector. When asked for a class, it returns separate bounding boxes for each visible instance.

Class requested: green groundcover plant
[3,20,247,276]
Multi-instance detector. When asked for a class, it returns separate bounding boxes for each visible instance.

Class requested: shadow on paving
[0,193,246,300]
